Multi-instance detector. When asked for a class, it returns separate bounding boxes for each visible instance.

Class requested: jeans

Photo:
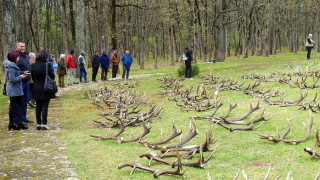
[112,65,118,78]
[185,61,192,78]
[92,66,99,81]
[122,65,130,79]
[307,47,313,59]
[13,81,29,122]
[67,68,76,84]
[10,96,24,124]
[36,99,50,125]
[79,65,87,82]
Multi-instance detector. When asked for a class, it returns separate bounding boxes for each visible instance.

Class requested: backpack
[182,53,188,61]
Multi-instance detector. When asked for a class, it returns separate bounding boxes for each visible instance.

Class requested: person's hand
[20,74,27,79]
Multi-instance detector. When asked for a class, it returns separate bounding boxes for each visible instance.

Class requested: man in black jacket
[91,50,100,82]
[185,46,194,79]
[14,41,33,124]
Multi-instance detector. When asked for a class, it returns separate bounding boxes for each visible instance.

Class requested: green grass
[51,51,320,179]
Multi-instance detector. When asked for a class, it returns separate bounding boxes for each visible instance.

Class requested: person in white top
[306,34,315,60]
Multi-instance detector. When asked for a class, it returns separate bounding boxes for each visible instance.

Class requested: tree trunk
[4,0,15,53]
[69,0,76,50]
[61,0,68,54]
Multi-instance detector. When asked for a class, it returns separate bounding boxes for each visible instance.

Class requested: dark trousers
[307,47,313,59]
[29,83,35,103]
[59,75,65,87]
[9,96,24,125]
[122,65,130,79]
[13,81,29,122]
[36,99,50,125]
[79,65,87,82]
[101,68,108,80]
[185,61,192,78]
[92,66,99,81]
[112,64,119,78]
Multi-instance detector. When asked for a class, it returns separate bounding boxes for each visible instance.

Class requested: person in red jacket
[66,50,77,85]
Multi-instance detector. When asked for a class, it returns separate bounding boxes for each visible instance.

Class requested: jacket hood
[3,60,18,69]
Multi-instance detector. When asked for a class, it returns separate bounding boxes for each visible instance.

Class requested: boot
[17,122,28,130]
[8,123,20,130]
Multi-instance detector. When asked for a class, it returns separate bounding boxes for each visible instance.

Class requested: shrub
[177,63,200,77]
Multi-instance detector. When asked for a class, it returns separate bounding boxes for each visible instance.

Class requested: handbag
[2,84,6,96]
[44,62,58,94]
[3,67,8,96]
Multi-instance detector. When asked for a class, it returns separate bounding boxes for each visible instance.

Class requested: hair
[7,50,20,62]
[60,54,66,59]
[70,50,75,54]
[81,51,85,56]
[95,50,99,53]
[16,41,25,47]
[36,50,49,62]
[29,52,36,59]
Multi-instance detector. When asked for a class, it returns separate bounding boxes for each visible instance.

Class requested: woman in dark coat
[31,50,55,130]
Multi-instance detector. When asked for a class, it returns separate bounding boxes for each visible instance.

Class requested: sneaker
[41,125,50,130]
[28,101,36,108]
[36,124,42,130]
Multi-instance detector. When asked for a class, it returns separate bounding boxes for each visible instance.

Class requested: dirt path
[0,73,167,179]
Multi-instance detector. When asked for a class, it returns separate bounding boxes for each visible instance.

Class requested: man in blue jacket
[121,50,133,80]
[99,51,109,81]
[14,41,33,124]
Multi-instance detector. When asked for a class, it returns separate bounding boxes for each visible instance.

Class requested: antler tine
[315,171,320,180]
[316,128,320,147]
[286,170,292,180]
[233,169,241,180]
[242,169,248,180]
[264,166,271,180]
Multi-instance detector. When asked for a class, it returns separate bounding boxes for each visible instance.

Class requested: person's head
[125,50,130,55]
[7,50,20,63]
[36,50,49,62]
[29,52,36,62]
[103,50,107,55]
[49,54,55,60]
[185,47,189,51]
[309,34,313,38]
[70,50,75,55]
[95,50,99,55]
[60,54,66,60]
[113,49,118,55]
[16,41,26,53]
[189,46,194,51]
[81,51,85,56]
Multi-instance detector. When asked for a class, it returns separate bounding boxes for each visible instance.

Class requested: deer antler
[172,144,218,168]
[140,121,182,148]
[282,113,313,145]
[304,147,320,158]
[117,123,151,143]
[139,152,175,167]
[316,128,320,147]
[220,101,260,122]
[118,162,158,174]
[153,148,187,178]
[161,120,198,152]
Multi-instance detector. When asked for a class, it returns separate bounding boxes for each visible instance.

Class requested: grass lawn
[2,51,320,179]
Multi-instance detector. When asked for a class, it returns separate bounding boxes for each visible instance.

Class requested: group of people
[56,49,133,87]
[4,41,54,130]
[3,42,134,131]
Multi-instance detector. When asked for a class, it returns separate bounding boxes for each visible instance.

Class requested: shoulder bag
[44,62,58,94]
